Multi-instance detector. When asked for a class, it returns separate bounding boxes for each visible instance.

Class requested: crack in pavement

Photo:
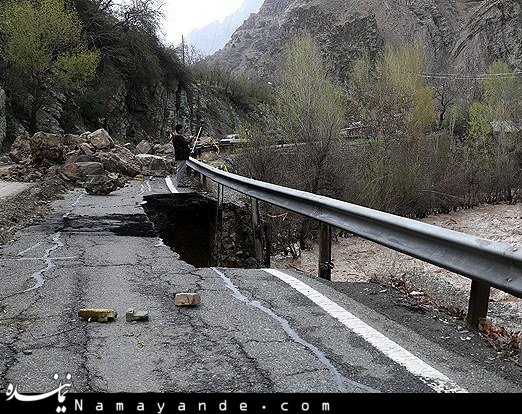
[17,242,42,256]
[212,267,380,393]
[24,233,64,292]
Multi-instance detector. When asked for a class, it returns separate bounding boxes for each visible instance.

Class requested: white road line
[165,176,178,193]
[263,268,467,394]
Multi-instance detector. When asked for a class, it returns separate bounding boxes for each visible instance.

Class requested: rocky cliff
[212,0,522,80]
[187,0,264,56]
[0,0,258,152]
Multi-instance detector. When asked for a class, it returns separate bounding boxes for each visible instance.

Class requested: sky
[161,0,244,46]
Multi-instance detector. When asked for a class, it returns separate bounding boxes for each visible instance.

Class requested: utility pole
[181,35,186,65]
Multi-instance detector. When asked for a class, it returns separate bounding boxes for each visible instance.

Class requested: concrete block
[78,308,117,322]
[174,293,201,307]
[126,309,149,322]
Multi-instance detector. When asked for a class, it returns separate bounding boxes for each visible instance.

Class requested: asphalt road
[0,177,520,394]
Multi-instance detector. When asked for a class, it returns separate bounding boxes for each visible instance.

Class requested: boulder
[80,131,91,142]
[88,129,114,150]
[98,146,141,177]
[136,140,153,154]
[62,134,84,147]
[29,132,64,165]
[136,154,173,177]
[79,143,94,156]
[61,162,105,182]
[65,154,101,165]
[153,142,174,156]
[85,174,119,195]
[9,134,32,164]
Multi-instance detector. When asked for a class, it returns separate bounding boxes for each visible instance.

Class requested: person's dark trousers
[176,160,189,187]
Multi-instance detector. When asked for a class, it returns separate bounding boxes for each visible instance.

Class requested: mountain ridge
[187,0,264,56]
[211,0,522,80]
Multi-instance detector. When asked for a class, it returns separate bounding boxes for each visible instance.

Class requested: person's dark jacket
[172,133,191,161]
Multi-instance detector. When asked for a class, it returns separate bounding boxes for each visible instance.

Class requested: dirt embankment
[0,178,71,245]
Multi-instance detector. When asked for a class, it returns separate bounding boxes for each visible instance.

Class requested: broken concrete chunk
[174,293,201,307]
[126,309,149,322]
[78,308,117,323]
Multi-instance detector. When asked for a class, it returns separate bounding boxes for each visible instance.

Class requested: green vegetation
[190,62,272,110]
[349,44,437,138]
[469,102,492,141]
[277,33,345,194]
[0,0,195,141]
[238,36,521,254]
[0,0,100,132]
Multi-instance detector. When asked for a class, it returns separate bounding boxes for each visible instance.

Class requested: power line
[422,71,521,80]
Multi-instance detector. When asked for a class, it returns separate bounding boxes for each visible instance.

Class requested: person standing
[171,124,191,187]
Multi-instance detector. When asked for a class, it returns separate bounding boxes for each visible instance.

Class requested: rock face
[0,87,6,149]
[212,0,522,80]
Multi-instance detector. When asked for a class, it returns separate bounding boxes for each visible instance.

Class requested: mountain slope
[211,0,522,80]
[187,0,264,56]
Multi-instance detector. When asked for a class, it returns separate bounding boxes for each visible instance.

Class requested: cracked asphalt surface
[0,178,521,393]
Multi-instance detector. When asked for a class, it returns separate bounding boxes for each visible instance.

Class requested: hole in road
[62,214,157,237]
[142,193,217,267]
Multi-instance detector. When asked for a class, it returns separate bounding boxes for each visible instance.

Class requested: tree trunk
[29,101,38,135]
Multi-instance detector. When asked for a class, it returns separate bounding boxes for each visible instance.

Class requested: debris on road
[125,309,149,322]
[174,293,201,307]
[78,308,118,322]
[479,319,521,363]
[22,350,33,355]
[3,129,175,194]
[84,174,121,196]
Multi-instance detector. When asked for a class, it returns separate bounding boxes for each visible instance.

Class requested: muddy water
[274,204,522,324]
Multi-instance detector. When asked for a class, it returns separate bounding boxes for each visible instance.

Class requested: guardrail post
[251,198,264,266]
[263,220,271,267]
[466,280,491,329]
[318,222,332,280]
[215,184,224,265]
[519,334,522,365]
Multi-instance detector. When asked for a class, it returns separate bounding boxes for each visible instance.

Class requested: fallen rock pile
[3,129,175,195]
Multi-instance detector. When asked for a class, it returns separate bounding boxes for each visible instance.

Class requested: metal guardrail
[187,157,522,327]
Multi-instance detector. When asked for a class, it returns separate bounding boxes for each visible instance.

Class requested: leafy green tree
[0,0,100,132]
[278,33,346,195]
[482,60,522,121]
[469,102,492,142]
[349,44,437,138]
